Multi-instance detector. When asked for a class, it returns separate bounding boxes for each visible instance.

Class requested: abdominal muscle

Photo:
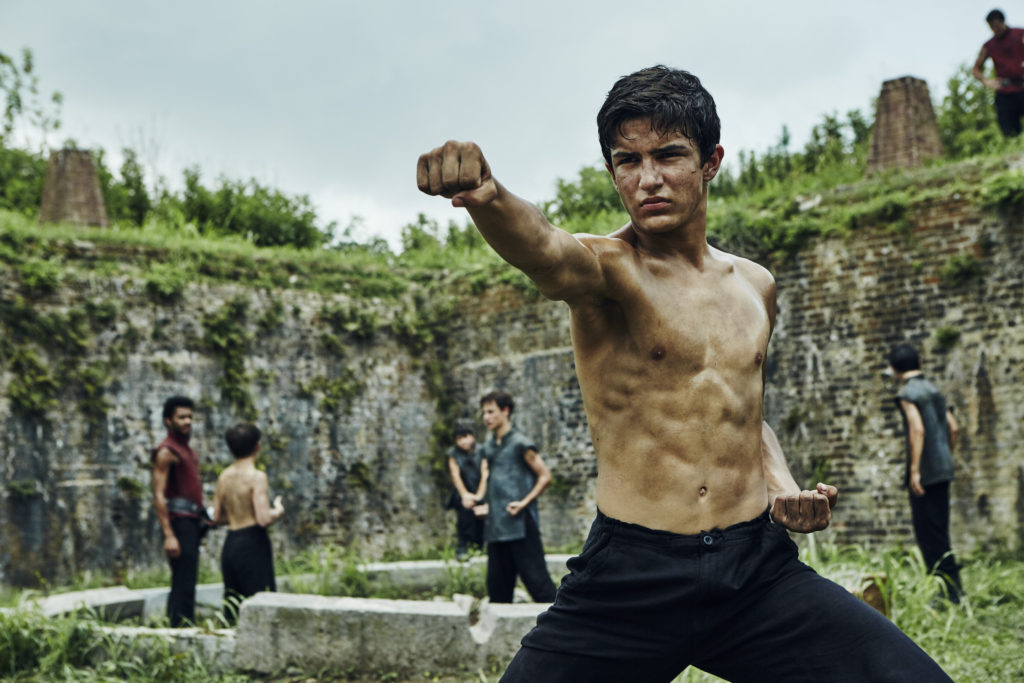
[581,364,771,534]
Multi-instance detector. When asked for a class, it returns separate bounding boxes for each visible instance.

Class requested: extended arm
[252,472,284,527]
[900,400,926,497]
[506,449,551,517]
[151,448,181,558]
[417,141,607,303]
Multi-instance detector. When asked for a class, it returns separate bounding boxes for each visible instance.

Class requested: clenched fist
[417,141,498,208]
[770,482,839,533]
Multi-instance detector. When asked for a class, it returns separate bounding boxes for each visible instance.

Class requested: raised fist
[416,140,497,208]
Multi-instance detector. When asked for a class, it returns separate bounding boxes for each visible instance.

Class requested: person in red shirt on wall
[973,8,1024,136]
[151,395,206,627]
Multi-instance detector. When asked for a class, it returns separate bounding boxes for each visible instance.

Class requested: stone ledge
[233,591,547,675]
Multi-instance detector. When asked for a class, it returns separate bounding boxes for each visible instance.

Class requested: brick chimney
[866,76,943,174]
[39,148,109,227]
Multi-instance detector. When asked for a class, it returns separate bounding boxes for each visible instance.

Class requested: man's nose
[639,160,662,190]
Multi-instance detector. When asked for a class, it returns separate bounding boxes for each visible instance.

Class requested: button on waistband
[702,535,714,546]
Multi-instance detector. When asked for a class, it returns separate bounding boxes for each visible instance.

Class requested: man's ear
[702,144,725,182]
[163,417,171,429]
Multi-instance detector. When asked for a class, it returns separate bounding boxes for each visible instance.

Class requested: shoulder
[729,251,775,294]
[510,430,537,452]
[576,230,640,270]
[153,446,178,467]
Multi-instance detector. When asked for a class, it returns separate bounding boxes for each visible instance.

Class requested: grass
[0,542,1021,681]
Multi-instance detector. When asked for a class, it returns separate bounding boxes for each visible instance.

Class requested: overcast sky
[0,1,1005,248]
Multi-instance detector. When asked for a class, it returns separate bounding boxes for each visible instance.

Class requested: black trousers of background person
[995,91,1024,137]
[456,505,485,554]
[910,480,963,601]
[486,513,557,603]
[221,524,276,623]
[167,516,201,627]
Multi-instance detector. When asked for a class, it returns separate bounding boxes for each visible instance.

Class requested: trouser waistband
[593,507,772,547]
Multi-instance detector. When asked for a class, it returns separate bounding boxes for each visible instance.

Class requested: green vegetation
[934,326,962,352]
[939,253,982,288]
[0,543,1020,681]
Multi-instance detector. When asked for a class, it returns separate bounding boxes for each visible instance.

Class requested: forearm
[153,495,175,538]
[908,430,924,475]
[520,471,550,506]
[761,421,800,500]
[466,182,564,269]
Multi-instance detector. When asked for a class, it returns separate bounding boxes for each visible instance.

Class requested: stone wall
[1,186,1022,587]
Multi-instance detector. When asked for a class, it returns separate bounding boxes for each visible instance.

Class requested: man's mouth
[640,197,669,210]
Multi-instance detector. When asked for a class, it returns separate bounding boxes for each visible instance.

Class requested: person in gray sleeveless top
[888,343,963,603]
[474,391,557,603]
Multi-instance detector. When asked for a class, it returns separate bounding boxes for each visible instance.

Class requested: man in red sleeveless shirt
[973,8,1024,136]
[151,395,206,627]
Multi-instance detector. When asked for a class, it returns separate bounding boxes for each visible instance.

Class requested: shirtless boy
[213,422,284,622]
[417,66,950,681]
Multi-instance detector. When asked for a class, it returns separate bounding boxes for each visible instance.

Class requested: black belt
[1000,78,1024,87]
[167,497,206,517]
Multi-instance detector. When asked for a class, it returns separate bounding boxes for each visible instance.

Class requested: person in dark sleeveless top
[973,8,1024,136]
[151,395,205,627]
[888,344,964,603]
[446,421,486,561]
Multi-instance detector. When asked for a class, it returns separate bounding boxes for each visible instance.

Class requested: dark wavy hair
[888,344,921,374]
[162,395,194,421]
[225,422,262,459]
[480,390,515,416]
[597,65,721,167]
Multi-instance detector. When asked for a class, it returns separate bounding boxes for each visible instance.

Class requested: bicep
[151,449,175,495]
[523,449,549,477]
[526,232,610,303]
[900,400,924,434]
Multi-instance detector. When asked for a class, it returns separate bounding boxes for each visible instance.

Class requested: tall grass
[2,543,1020,681]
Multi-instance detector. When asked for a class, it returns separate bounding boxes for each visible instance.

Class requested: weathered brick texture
[39,148,109,227]
[866,77,943,174]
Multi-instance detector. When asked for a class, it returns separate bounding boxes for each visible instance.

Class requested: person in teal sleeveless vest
[475,391,557,603]
[888,344,964,603]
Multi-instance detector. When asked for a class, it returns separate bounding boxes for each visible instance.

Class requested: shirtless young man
[417,66,950,682]
[212,422,284,622]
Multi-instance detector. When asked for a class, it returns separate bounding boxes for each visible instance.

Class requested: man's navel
[650,345,666,361]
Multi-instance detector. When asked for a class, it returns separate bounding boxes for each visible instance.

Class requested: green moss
[347,461,375,491]
[320,303,378,342]
[18,258,62,297]
[143,263,188,304]
[939,253,982,288]
[116,477,147,500]
[934,326,962,352]
[202,297,255,419]
[7,478,41,500]
[7,348,58,417]
[979,170,1024,212]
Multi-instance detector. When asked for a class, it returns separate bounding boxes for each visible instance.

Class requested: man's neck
[899,369,923,382]
[491,422,511,442]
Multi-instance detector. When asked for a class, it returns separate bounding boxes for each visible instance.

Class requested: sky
[0,0,1005,249]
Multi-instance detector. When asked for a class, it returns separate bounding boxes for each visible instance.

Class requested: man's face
[989,18,1008,37]
[480,401,509,433]
[455,433,475,451]
[165,406,193,436]
[606,117,722,235]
